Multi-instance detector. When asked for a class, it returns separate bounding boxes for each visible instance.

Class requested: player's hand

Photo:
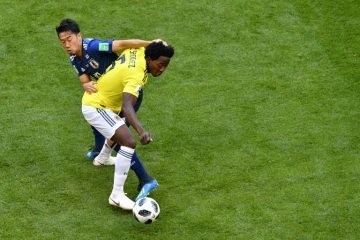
[151,39,168,46]
[83,81,98,94]
[139,131,153,145]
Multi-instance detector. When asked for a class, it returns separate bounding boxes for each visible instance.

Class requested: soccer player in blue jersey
[56,19,160,201]
[82,41,174,209]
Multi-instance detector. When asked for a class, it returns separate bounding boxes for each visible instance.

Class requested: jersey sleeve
[87,39,114,54]
[123,71,146,98]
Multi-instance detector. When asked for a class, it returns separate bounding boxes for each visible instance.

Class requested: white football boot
[109,193,135,210]
[93,156,116,166]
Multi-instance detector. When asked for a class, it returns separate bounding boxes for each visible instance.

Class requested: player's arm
[122,92,152,145]
[112,39,165,52]
[79,74,98,94]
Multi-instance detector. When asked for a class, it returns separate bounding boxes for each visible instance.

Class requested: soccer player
[56,19,160,201]
[82,41,175,209]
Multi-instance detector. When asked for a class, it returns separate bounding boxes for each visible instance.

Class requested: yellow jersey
[82,47,148,113]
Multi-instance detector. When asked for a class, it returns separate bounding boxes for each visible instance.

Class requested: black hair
[145,42,175,60]
[56,19,80,36]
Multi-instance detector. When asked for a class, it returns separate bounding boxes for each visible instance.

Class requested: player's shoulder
[84,38,97,48]
[122,47,145,57]
[86,38,113,52]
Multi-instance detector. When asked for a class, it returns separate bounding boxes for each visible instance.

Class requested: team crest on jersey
[85,54,89,59]
[89,59,99,69]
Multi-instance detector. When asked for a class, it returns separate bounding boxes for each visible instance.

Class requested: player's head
[145,42,175,77]
[56,19,82,56]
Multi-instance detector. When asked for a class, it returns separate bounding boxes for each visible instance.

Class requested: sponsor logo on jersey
[89,59,99,69]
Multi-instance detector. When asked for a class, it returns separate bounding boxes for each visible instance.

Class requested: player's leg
[118,91,151,181]
[108,124,137,210]
[86,126,105,159]
[113,144,158,200]
[92,139,116,166]
[90,90,143,163]
[118,90,159,200]
[82,105,135,210]
[112,144,150,182]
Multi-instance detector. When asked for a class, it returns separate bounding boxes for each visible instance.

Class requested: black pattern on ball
[144,219,153,224]
[151,200,159,213]
[138,198,146,207]
[138,209,151,217]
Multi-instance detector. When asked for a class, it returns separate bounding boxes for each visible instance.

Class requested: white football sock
[96,141,113,161]
[112,146,135,195]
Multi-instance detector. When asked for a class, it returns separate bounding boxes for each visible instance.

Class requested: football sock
[112,146,135,194]
[131,152,152,183]
[96,141,113,161]
[113,143,152,183]
[91,126,105,152]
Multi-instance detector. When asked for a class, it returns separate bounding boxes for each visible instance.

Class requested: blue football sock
[131,151,152,183]
[113,143,151,183]
[91,126,105,152]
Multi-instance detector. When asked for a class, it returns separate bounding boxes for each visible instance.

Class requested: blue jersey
[70,38,118,80]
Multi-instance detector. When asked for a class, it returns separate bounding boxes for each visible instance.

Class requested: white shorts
[82,105,125,139]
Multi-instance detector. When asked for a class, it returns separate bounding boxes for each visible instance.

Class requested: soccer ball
[133,197,160,224]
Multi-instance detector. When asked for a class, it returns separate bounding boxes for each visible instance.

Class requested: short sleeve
[87,39,113,54]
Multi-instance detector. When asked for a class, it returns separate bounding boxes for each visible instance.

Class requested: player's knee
[112,126,137,148]
[120,135,136,149]
[112,134,136,149]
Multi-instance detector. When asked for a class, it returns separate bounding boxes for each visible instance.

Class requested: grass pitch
[0,0,359,239]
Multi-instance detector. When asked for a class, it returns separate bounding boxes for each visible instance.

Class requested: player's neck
[76,39,83,59]
[77,49,83,59]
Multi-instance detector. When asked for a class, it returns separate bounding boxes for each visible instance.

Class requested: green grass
[1,0,359,239]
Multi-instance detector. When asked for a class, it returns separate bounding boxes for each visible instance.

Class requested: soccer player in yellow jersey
[56,19,165,201]
[82,42,175,210]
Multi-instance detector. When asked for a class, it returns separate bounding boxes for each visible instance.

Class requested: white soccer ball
[133,197,160,224]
